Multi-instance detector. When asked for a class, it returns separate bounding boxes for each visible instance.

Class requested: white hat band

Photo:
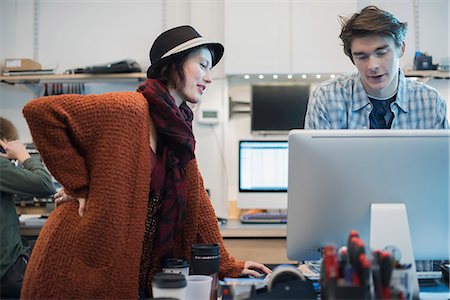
[161,37,212,59]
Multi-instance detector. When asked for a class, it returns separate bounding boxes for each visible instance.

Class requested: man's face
[351,35,405,98]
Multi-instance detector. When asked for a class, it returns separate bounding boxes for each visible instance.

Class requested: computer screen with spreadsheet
[237,140,288,209]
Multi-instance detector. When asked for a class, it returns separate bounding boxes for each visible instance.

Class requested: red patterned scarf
[138,79,195,257]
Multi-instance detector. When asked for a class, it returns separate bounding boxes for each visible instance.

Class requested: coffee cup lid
[191,243,220,256]
[162,258,189,269]
[153,273,187,288]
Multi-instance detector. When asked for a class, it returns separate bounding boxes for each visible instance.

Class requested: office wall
[226,0,450,204]
[1,0,449,217]
[0,0,229,216]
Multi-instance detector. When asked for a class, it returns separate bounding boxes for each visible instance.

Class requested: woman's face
[179,47,213,104]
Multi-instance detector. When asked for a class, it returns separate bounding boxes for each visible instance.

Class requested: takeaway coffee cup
[162,258,190,278]
[191,243,220,300]
[152,272,187,300]
[186,275,212,300]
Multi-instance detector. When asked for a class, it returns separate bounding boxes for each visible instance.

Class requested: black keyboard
[416,260,446,279]
[240,212,287,224]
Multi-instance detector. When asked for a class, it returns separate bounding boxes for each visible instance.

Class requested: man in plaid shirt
[305,6,449,129]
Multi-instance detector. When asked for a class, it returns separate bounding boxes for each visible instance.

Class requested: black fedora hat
[147,25,224,78]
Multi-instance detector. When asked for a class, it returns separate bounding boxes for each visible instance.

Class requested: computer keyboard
[298,260,446,281]
[240,211,287,224]
[416,260,445,279]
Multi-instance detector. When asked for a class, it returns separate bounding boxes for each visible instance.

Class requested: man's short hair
[339,6,408,63]
[0,117,19,141]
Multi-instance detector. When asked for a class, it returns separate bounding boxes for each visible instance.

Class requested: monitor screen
[237,140,288,209]
[251,85,309,133]
[287,130,449,261]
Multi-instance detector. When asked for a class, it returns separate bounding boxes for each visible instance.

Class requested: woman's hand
[54,188,86,217]
[240,261,272,278]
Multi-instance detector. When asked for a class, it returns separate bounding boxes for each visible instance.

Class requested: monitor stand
[370,203,419,299]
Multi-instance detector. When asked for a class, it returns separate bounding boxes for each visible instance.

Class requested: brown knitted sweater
[21,92,244,299]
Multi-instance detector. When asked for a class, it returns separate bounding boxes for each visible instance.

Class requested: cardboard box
[4,58,42,71]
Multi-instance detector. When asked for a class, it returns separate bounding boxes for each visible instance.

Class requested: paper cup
[152,272,187,300]
[186,275,212,300]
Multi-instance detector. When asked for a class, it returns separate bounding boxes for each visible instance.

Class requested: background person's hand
[240,260,272,278]
[54,188,86,217]
[0,139,31,163]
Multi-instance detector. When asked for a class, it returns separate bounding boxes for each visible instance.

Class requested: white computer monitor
[237,140,288,209]
[287,130,449,262]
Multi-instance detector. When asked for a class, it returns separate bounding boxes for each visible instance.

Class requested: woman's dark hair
[154,46,215,90]
[339,6,408,63]
[0,117,19,141]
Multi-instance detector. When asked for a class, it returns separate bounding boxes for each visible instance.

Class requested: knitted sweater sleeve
[22,92,149,199]
[22,94,91,198]
[192,164,245,278]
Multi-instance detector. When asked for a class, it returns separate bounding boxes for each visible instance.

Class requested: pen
[348,237,365,265]
[359,253,370,288]
[348,237,366,285]
[380,251,393,299]
[372,250,383,299]
[348,229,359,239]
[337,246,348,280]
[347,230,359,252]
[324,245,338,281]
[346,230,359,268]
[323,245,338,299]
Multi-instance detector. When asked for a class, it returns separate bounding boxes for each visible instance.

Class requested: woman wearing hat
[20,25,271,299]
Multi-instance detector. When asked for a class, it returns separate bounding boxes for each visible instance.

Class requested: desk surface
[220,219,286,238]
[20,217,287,239]
[18,216,449,296]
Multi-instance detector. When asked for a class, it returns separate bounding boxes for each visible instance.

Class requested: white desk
[20,217,295,264]
[220,220,296,265]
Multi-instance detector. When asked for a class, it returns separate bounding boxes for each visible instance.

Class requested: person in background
[305,5,449,129]
[0,117,56,299]
[20,25,271,299]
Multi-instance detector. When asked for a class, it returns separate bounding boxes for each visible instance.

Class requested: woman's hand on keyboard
[240,261,272,278]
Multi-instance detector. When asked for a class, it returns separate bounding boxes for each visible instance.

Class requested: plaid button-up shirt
[305,69,449,129]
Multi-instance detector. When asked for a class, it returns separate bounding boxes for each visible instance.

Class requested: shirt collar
[393,69,409,113]
[351,73,371,112]
[351,69,409,113]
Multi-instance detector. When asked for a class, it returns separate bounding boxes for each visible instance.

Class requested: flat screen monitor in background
[251,85,309,134]
[237,140,288,209]
[287,130,449,262]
